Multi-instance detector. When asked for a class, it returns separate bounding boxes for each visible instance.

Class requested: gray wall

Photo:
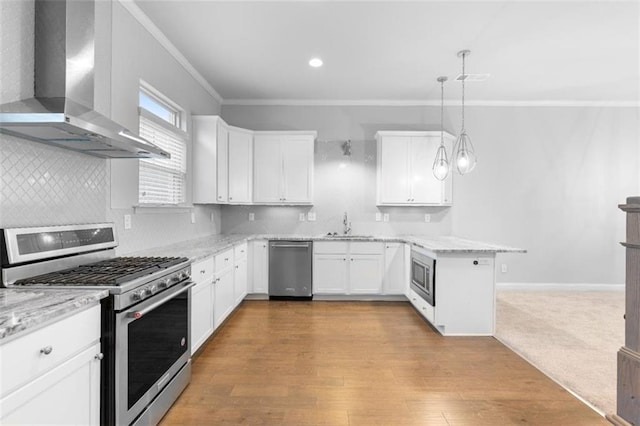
[222,104,639,285]
[0,0,222,254]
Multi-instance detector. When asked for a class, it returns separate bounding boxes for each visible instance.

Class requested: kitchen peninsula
[133,234,525,338]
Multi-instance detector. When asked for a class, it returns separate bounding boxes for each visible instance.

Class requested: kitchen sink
[323,234,374,239]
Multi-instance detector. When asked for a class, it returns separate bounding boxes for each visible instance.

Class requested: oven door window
[127,291,188,409]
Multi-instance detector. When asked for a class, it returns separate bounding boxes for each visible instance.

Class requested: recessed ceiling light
[309,57,323,68]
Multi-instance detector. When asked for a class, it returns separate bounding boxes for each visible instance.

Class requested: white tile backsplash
[0,134,108,227]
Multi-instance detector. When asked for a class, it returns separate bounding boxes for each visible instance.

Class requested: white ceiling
[133,0,639,105]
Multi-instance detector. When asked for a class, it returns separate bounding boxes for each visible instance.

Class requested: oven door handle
[127,281,195,319]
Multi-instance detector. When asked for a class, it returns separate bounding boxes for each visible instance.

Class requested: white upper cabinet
[193,116,254,205]
[227,127,253,204]
[376,131,453,206]
[253,132,316,205]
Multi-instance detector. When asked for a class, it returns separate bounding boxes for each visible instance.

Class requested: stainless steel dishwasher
[269,240,313,299]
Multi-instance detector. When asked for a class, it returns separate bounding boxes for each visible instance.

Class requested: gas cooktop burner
[14,256,189,287]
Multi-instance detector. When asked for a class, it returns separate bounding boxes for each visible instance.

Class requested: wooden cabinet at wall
[0,305,102,425]
[190,256,215,354]
[376,131,453,206]
[192,116,253,205]
[249,240,269,294]
[313,242,384,295]
[253,132,316,205]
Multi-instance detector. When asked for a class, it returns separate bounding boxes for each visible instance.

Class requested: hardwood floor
[160,301,609,425]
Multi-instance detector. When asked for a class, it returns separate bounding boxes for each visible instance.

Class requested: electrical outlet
[248,213,255,221]
[299,213,306,222]
[191,212,196,224]
[210,212,215,222]
[424,214,431,223]
[307,212,316,221]
[375,212,382,222]
[124,214,132,230]
[383,213,389,222]
[501,264,508,273]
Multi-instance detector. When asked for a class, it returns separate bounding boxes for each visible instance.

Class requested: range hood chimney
[0,0,170,159]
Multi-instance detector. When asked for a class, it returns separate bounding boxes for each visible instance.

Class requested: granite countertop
[130,233,525,262]
[0,289,109,343]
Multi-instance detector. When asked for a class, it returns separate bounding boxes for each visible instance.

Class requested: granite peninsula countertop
[130,234,526,262]
[0,289,108,343]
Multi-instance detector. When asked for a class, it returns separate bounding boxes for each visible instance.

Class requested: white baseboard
[496,282,625,291]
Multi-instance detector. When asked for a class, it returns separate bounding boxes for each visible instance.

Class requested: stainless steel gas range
[0,223,193,425]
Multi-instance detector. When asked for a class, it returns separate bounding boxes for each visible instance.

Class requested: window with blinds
[138,87,187,205]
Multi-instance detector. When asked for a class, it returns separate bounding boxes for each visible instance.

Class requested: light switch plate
[424,214,431,223]
[375,212,382,222]
[501,264,508,273]
[124,214,132,230]
[299,213,306,222]
[248,212,255,221]
[307,212,316,221]
[383,213,389,222]
[191,212,196,224]
[210,212,215,222]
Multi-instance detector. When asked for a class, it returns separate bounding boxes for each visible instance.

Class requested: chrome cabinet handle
[95,353,104,361]
[40,346,53,355]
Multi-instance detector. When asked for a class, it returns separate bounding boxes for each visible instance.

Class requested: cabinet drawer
[350,242,384,254]
[408,289,434,323]
[215,249,234,271]
[192,256,214,283]
[1,304,101,397]
[314,241,349,254]
[234,243,247,260]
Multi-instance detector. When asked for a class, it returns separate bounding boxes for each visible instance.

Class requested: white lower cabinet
[313,253,349,294]
[233,244,248,305]
[190,256,215,354]
[249,240,269,294]
[0,305,102,425]
[313,242,384,295]
[383,243,406,295]
[433,254,496,336]
[214,248,235,329]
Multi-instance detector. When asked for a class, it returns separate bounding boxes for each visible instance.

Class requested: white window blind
[138,110,187,205]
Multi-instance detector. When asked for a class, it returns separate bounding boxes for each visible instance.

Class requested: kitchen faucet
[343,211,352,235]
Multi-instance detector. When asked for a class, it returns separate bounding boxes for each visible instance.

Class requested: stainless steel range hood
[0,0,170,159]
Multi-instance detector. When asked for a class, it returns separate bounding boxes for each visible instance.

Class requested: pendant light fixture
[432,76,450,181]
[454,50,477,175]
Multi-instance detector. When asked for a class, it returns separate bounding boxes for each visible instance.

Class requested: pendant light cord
[440,79,445,147]
[461,51,465,132]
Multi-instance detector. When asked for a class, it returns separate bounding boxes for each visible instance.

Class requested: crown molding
[117,0,224,105]
[222,98,640,107]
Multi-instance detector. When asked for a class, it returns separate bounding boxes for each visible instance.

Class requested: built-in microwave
[410,248,436,306]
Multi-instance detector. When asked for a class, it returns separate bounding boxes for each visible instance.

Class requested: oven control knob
[145,285,156,296]
[158,279,170,289]
[132,290,144,301]
[179,272,189,280]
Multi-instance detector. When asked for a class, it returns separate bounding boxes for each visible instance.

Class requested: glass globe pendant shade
[454,130,477,175]
[432,144,450,181]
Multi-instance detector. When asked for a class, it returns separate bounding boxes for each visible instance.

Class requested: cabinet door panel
[216,124,229,203]
[250,240,269,294]
[282,136,313,203]
[313,254,348,294]
[1,344,101,425]
[234,257,248,305]
[253,136,282,203]
[214,268,235,329]
[410,136,442,204]
[383,243,406,295]
[228,130,253,203]
[379,136,410,203]
[192,116,219,204]
[191,280,214,354]
[349,254,384,294]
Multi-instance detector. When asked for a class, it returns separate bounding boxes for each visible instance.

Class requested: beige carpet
[495,289,624,416]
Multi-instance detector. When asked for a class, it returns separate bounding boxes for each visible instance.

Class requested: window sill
[134,204,194,214]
